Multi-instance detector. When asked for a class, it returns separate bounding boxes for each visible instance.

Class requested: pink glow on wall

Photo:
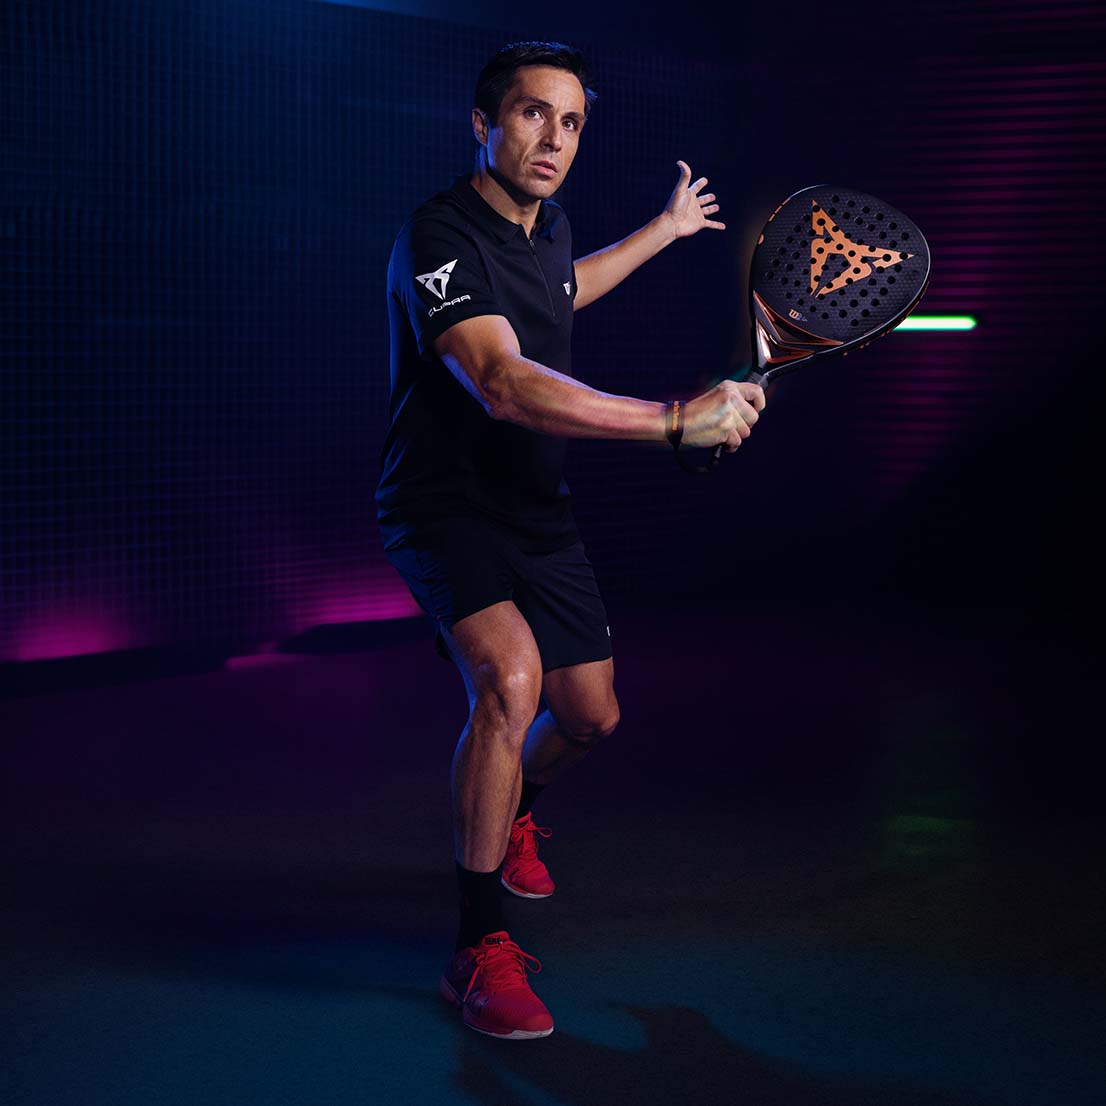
[10,610,137,662]
[275,563,422,638]
[224,652,304,671]
[301,589,422,625]
[836,58,1106,503]
[223,569,421,669]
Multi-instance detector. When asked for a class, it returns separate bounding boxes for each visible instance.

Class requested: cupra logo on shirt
[416,259,458,301]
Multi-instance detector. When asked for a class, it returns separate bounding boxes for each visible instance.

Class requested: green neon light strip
[895,315,977,331]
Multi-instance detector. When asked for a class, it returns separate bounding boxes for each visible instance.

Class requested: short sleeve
[389,216,503,356]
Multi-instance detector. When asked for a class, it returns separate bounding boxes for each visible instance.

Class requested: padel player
[376,41,765,1040]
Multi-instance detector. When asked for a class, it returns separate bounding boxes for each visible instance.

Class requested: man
[376,41,765,1040]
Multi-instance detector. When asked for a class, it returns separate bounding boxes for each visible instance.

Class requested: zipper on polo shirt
[527,235,557,321]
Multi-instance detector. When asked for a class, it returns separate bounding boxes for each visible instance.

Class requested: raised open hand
[662,160,725,239]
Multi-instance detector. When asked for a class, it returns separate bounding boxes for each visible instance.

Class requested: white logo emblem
[428,294,471,317]
[563,281,572,295]
[416,259,458,301]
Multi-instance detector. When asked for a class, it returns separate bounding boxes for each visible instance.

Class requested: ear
[471,108,488,147]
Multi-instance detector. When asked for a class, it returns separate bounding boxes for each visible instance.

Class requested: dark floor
[2,609,1104,1106]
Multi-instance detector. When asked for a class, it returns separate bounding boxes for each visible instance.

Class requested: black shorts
[383,516,612,673]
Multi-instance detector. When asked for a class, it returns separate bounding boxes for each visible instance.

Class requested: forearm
[573,214,676,310]
[485,353,666,441]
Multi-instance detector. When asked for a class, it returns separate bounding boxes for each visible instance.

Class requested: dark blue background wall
[2,0,1102,663]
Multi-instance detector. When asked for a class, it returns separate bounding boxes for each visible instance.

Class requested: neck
[470,161,542,238]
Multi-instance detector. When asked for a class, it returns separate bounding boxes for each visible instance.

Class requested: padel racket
[674,184,930,472]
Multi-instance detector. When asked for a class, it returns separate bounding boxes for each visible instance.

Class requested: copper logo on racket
[808,202,913,297]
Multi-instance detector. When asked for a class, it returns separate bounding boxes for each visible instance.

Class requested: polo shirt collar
[451,174,556,243]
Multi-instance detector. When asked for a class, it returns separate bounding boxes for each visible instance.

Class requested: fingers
[703,386,750,454]
[720,378,767,413]
[677,161,709,195]
[673,164,726,231]
[692,178,724,227]
[723,419,746,452]
[717,380,764,450]
[736,381,767,412]
[683,379,764,451]
[724,390,757,433]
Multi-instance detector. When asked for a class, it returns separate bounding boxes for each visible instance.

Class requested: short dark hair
[474,41,598,125]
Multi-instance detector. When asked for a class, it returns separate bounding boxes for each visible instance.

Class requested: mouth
[532,161,558,177]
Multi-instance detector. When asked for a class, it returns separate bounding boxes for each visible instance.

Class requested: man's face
[475,65,587,202]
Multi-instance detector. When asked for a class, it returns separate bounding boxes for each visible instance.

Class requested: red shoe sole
[500,874,553,899]
[439,976,554,1040]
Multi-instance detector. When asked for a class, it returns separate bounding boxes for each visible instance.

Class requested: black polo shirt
[376,174,579,553]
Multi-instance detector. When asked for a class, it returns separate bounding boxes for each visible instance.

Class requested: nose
[541,121,563,151]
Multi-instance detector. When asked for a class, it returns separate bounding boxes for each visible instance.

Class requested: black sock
[455,863,508,951]
[515,779,546,821]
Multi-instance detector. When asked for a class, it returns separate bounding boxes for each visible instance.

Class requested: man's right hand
[682,379,766,451]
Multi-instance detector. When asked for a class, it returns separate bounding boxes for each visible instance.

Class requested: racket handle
[710,369,767,465]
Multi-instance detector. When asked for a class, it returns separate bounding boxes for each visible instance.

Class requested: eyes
[523,107,580,132]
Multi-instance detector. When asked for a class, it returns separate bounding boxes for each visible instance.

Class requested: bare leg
[521,658,620,786]
[442,602,543,872]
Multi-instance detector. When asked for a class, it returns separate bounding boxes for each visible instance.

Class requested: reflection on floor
[2,611,1103,1106]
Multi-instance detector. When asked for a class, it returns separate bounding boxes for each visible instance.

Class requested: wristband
[665,400,685,450]
[666,398,721,474]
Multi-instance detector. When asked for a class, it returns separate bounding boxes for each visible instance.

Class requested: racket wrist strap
[664,400,685,450]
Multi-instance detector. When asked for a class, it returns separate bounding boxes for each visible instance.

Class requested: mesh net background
[2,0,1102,661]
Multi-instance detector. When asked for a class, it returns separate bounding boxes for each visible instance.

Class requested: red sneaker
[439,931,554,1039]
[501,812,555,899]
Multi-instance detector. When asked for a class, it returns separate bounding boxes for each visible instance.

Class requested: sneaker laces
[463,937,543,1002]
[511,813,552,860]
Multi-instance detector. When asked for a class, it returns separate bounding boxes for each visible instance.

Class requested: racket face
[749,185,930,380]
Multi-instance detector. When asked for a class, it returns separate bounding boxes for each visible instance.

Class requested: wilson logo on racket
[809,203,913,297]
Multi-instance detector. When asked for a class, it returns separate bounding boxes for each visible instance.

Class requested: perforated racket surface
[693,185,930,472]
[749,183,930,377]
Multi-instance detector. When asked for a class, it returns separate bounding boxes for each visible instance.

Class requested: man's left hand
[662,160,725,239]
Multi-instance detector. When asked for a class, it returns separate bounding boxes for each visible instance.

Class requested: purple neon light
[12,609,137,662]
[835,57,1105,498]
[277,568,421,634]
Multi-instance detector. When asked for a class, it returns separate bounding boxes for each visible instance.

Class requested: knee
[562,701,620,748]
[472,663,542,745]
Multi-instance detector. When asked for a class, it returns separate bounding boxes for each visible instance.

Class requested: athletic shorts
[383,516,612,674]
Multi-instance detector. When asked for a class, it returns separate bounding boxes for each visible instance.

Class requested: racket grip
[710,370,767,464]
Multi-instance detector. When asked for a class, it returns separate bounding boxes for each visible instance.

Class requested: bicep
[571,255,598,311]
[432,315,521,410]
